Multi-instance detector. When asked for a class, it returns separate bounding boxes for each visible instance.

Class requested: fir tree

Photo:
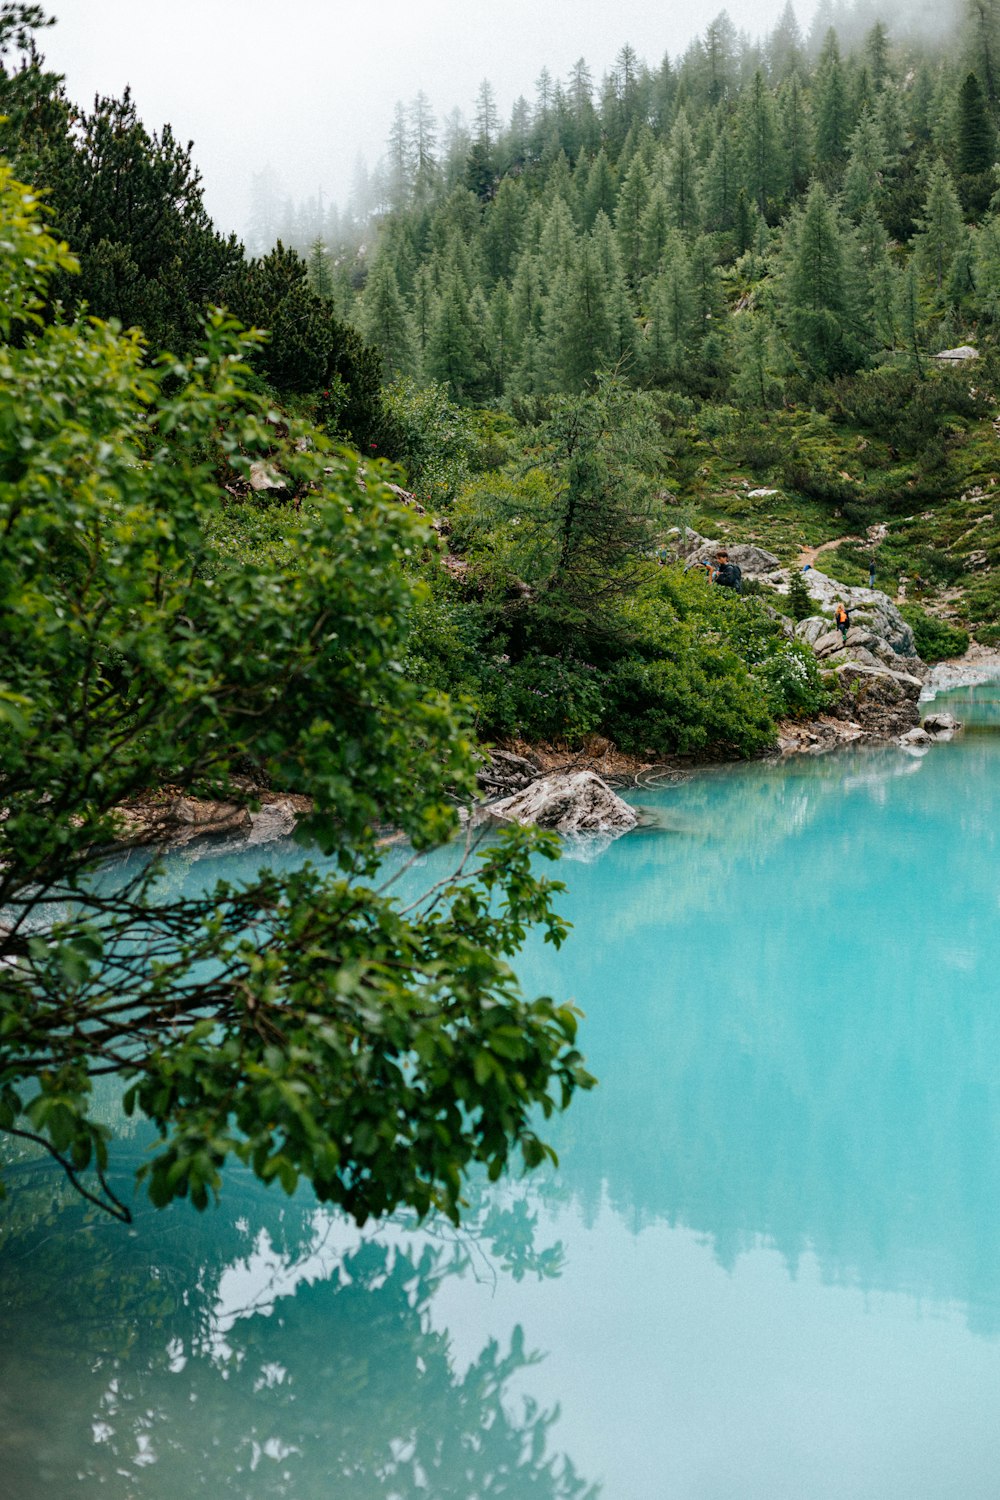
[665,107,702,234]
[737,70,783,218]
[814,30,851,170]
[425,272,479,394]
[581,148,617,230]
[782,182,860,376]
[616,154,652,289]
[359,255,416,378]
[915,159,965,297]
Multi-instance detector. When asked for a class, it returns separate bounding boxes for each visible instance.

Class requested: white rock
[489,771,639,835]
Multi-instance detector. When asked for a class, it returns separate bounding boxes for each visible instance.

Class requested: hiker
[713,550,743,592]
[868,559,876,589]
[834,601,851,642]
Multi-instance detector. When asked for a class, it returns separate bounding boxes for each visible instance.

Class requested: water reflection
[7,701,1000,1496]
[528,733,1000,1330]
[0,1161,595,1499]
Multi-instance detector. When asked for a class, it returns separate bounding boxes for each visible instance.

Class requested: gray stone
[489,771,639,835]
[795,616,829,647]
[248,459,288,495]
[814,630,849,658]
[900,726,932,746]
[832,661,922,737]
[933,344,979,362]
[922,711,962,736]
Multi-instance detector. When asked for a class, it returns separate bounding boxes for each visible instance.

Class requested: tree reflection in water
[0,1157,596,1499]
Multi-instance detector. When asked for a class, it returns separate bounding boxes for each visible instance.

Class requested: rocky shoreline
[109,600,1000,852]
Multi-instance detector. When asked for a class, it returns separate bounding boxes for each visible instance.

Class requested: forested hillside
[266,0,1000,401]
[6,1,1000,767]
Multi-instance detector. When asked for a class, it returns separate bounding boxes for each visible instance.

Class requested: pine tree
[615,154,652,289]
[425,272,479,394]
[644,233,696,381]
[665,107,702,234]
[482,175,525,284]
[782,182,859,375]
[581,148,617,230]
[957,70,996,213]
[866,22,891,92]
[857,204,898,353]
[731,310,785,410]
[360,256,416,378]
[975,211,1000,321]
[307,236,333,300]
[556,240,615,390]
[779,74,813,202]
[639,181,672,281]
[737,70,783,218]
[702,123,738,231]
[385,101,414,211]
[915,159,965,298]
[814,30,851,170]
[842,110,889,221]
[966,0,1000,110]
[486,280,515,393]
[768,1,805,81]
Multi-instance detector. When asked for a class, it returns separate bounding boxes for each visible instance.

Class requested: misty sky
[39,0,816,238]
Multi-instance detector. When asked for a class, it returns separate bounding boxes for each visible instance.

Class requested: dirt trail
[796,534,863,567]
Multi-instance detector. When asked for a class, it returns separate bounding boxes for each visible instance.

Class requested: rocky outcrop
[488,771,639,835]
[248,459,290,499]
[671,528,784,577]
[111,789,313,850]
[788,570,917,657]
[830,661,922,737]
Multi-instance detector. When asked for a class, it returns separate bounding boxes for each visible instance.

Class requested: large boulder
[682,532,784,577]
[831,661,922,737]
[921,711,962,739]
[489,771,639,834]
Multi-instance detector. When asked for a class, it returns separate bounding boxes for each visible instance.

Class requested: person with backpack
[713,550,742,592]
[835,602,851,642]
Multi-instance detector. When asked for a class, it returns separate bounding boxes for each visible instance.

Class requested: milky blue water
[5,683,1000,1498]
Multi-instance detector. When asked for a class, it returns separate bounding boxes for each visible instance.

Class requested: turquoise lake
[5,681,1000,1498]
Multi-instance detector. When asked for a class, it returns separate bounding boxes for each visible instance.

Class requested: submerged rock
[489,771,639,835]
[921,711,962,739]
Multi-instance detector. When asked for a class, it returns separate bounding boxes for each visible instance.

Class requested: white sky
[38,0,812,238]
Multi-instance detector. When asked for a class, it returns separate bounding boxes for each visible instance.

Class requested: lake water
[5,683,1000,1498]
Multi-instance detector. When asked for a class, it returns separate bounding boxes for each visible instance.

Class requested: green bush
[753,642,830,716]
[900,606,970,663]
[478,654,606,745]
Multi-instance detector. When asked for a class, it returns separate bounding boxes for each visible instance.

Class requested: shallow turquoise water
[5,684,1000,1497]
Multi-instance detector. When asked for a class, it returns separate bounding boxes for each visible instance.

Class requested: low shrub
[900,606,970,664]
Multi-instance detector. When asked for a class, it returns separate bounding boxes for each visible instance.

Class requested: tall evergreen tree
[915,159,965,297]
[768,1,805,80]
[813,30,851,171]
[665,107,703,234]
[779,73,814,202]
[425,271,479,394]
[782,181,860,375]
[360,256,416,378]
[737,70,784,217]
[581,148,617,230]
[616,154,652,289]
